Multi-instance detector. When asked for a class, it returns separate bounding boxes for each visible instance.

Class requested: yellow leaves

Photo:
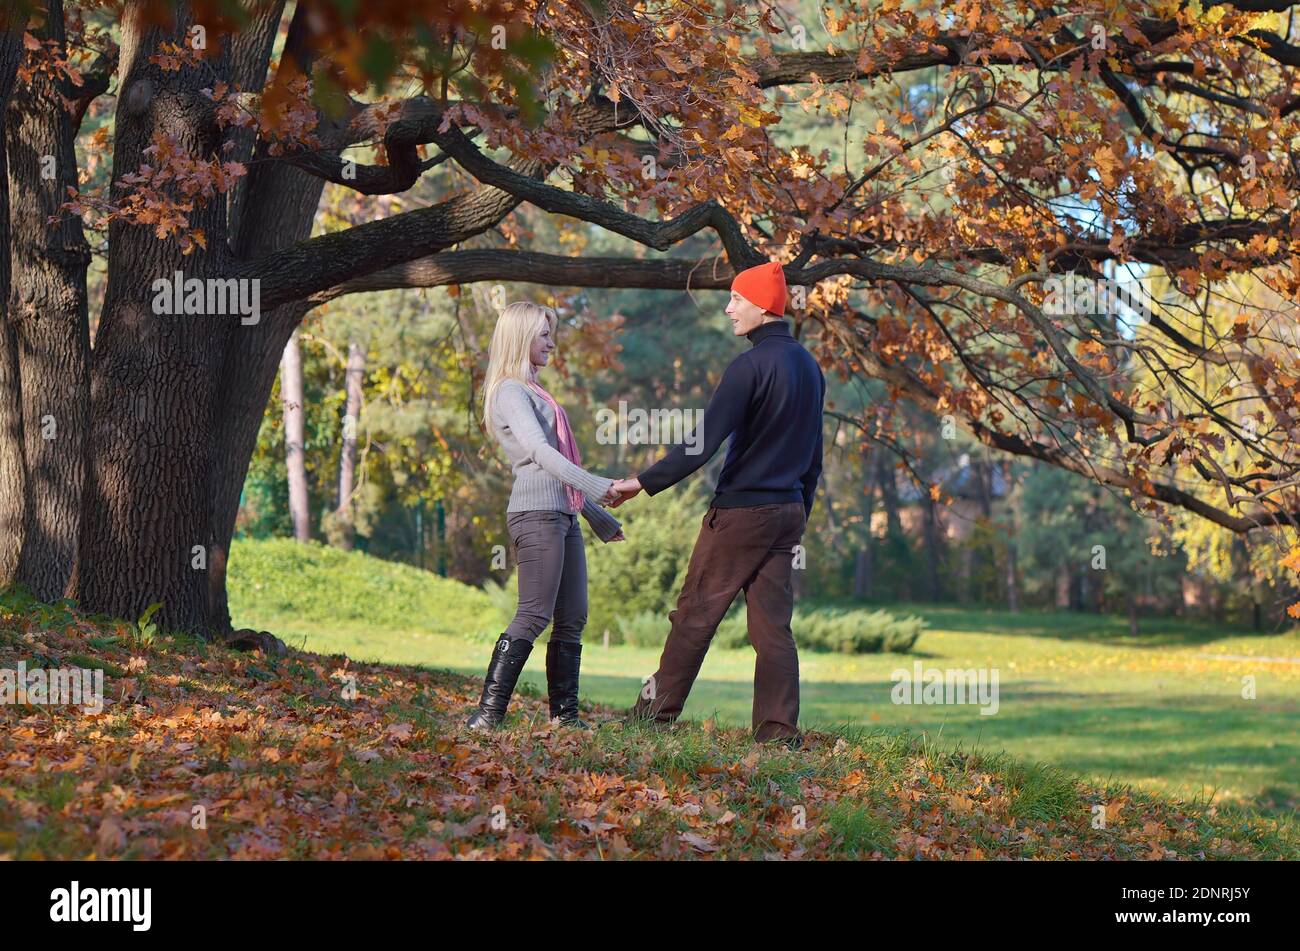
[1093,145,1121,189]
[949,793,975,814]
[736,104,768,128]
[54,752,88,772]
[1280,547,1300,574]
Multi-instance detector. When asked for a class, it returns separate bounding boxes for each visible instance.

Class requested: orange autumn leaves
[0,592,1273,861]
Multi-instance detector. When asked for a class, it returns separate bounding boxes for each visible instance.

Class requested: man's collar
[745,318,791,345]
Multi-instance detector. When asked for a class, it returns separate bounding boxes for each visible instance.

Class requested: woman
[467,301,625,731]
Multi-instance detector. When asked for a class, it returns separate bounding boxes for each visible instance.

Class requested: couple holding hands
[468,261,825,746]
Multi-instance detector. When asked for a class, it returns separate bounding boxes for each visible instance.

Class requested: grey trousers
[504,510,588,643]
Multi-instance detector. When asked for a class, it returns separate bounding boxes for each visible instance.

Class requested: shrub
[613,601,924,655]
[615,610,668,647]
[583,481,712,642]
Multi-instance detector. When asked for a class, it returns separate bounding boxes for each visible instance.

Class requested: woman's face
[529,321,555,370]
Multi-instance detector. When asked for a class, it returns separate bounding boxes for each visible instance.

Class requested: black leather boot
[546,640,588,727]
[466,636,533,731]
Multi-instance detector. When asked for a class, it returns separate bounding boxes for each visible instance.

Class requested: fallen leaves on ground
[0,599,1293,860]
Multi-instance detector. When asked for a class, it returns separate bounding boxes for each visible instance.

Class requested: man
[609,260,825,745]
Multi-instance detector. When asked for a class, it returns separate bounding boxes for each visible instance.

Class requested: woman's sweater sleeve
[580,498,623,542]
[495,382,614,500]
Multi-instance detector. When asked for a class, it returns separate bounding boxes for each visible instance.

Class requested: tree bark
[281,329,310,543]
[6,0,92,600]
[72,2,235,631]
[0,2,29,588]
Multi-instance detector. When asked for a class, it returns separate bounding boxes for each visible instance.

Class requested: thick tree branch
[310,249,734,303]
[239,93,639,308]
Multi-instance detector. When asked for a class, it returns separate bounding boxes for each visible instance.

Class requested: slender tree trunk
[281,329,310,543]
[921,488,943,602]
[1002,461,1020,613]
[1004,536,1020,613]
[1055,563,1071,609]
[876,450,902,538]
[334,337,364,549]
[853,442,876,599]
[959,545,973,603]
[6,0,91,600]
[874,448,910,598]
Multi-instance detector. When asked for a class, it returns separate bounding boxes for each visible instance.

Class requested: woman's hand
[608,476,643,507]
[600,483,623,506]
[608,530,625,543]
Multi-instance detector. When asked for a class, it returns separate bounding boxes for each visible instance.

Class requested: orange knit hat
[731,261,787,316]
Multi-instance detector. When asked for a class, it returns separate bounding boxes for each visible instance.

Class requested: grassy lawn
[233,588,1300,819]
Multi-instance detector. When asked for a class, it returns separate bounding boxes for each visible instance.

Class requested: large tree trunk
[281,329,310,543]
[5,0,91,600]
[203,0,336,633]
[0,2,31,586]
[333,338,364,550]
[72,2,235,632]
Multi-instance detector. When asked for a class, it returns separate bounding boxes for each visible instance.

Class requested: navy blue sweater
[638,320,825,517]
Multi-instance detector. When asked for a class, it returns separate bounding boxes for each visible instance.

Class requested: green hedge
[616,603,924,654]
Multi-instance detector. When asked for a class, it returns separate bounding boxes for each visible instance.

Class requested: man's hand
[608,476,643,508]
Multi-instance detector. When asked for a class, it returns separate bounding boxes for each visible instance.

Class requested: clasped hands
[600,475,642,508]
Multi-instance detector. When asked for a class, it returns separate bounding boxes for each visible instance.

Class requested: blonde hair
[482,301,558,427]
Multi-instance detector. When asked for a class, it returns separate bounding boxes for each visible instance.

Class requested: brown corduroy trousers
[631,501,806,741]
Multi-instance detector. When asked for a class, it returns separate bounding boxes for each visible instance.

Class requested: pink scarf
[527,380,584,512]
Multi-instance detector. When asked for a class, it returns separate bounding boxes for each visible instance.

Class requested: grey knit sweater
[490,378,623,542]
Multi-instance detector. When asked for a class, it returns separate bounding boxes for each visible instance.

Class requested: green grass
[228,537,501,640]
[229,538,1300,819]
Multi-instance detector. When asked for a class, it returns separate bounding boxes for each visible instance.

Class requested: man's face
[726,291,770,336]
